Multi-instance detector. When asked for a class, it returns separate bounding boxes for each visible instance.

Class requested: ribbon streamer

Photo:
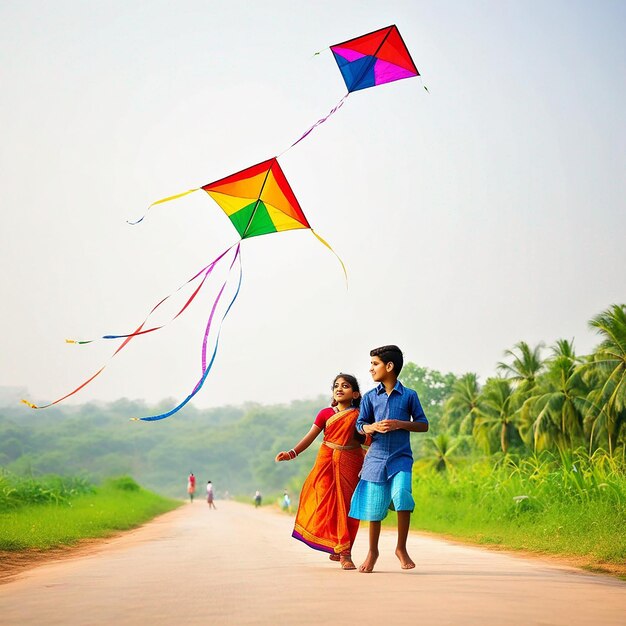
[66,244,236,344]
[281,94,349,154]
[21,245,237,410]
[127,188,200,225]
[133,244,243,421]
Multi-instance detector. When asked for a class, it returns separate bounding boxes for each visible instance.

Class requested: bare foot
[358,550,379,573]
[329,554,340,562]
[340,555,356,570]
[395,548,415,569]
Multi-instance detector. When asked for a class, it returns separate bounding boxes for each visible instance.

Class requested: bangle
[289,449,298,460]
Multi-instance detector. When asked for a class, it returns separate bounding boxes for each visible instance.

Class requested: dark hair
[370,345,404,375]
[331,373,361,408]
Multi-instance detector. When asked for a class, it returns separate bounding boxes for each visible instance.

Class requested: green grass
[0,471,95,509]
[397,450,626,568]
[0,474,181,551]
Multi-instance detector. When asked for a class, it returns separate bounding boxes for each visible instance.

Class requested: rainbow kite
[290,24,422,149]
[331,24,420,93]
[23,158,344,421]
[205,158,312,239]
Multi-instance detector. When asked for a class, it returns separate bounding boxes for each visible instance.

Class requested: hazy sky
[1,1,624,410]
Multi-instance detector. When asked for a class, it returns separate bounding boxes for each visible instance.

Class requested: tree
[497,341,545,395]
[442,372,481,435]
[421,433,465,472]
[473,377,517,454]
[399,363,457,432]
[584,304,626,455]
[521,339,588,450]
[399,363,457,406]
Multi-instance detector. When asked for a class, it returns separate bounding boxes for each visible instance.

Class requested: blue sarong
[349,471,414,521]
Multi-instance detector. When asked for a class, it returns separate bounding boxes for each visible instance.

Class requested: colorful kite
[290,24,423,149]
[23,158,345,421]
[331,24,420,93]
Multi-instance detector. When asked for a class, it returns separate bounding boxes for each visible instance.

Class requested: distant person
[254,490,262,508]
[187,472,196,503]
[206,480,217,509]
[275,373,366,570]
[349,345,429,573]
[281,490,291,513]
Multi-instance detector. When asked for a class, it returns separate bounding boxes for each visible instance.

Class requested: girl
[187,472,196,503]
[206,480,216,509]
[275,373,366,570]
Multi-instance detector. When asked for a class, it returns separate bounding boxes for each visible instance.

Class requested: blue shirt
[356,381,428,482]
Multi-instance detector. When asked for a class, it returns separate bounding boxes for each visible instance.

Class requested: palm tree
[497,341,545,395]
[521,339,588,450]
[442,373,481,435]
[552,338,577,361]
[473,377,517,454]
[497,342,546,448]
[422,433,464,472]
[584,305,626,455]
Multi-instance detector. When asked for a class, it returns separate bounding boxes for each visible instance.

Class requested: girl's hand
[275,451,289,462]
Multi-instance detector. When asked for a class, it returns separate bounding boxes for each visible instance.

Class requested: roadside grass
[0,472,95,509]
[385,450,626,573]
[0,474,180,551]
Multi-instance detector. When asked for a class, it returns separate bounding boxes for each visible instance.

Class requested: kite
[23,158,345,421]
[331,24,421,93]
[290,24,423,149]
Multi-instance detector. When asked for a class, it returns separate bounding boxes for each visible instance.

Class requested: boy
[349,345,428,573]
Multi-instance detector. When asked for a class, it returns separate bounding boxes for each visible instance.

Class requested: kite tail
[21,244,238,411]
[311,229,348,289]
[66,244,237,344]
[200,244,243,373]
[21,367,106,410]
[132,244,243,422]
[281,93,349,154]
[127,188,200,225]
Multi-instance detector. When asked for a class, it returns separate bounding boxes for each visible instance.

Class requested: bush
[105,476,141,492]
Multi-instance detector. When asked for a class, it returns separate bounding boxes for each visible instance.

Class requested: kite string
[135,244,243,421]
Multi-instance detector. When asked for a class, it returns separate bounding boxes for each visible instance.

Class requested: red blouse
[313,407,337,429]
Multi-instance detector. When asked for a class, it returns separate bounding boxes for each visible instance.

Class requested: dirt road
[1,501,624,625]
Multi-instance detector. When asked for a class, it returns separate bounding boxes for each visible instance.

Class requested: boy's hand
[377,419,403,432]
[364,420,400,434]
[364,420,428,435]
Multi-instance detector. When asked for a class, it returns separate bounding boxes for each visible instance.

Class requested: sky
[1,1,624,410]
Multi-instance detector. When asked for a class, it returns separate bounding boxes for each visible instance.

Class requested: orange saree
[292,407,365,555]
